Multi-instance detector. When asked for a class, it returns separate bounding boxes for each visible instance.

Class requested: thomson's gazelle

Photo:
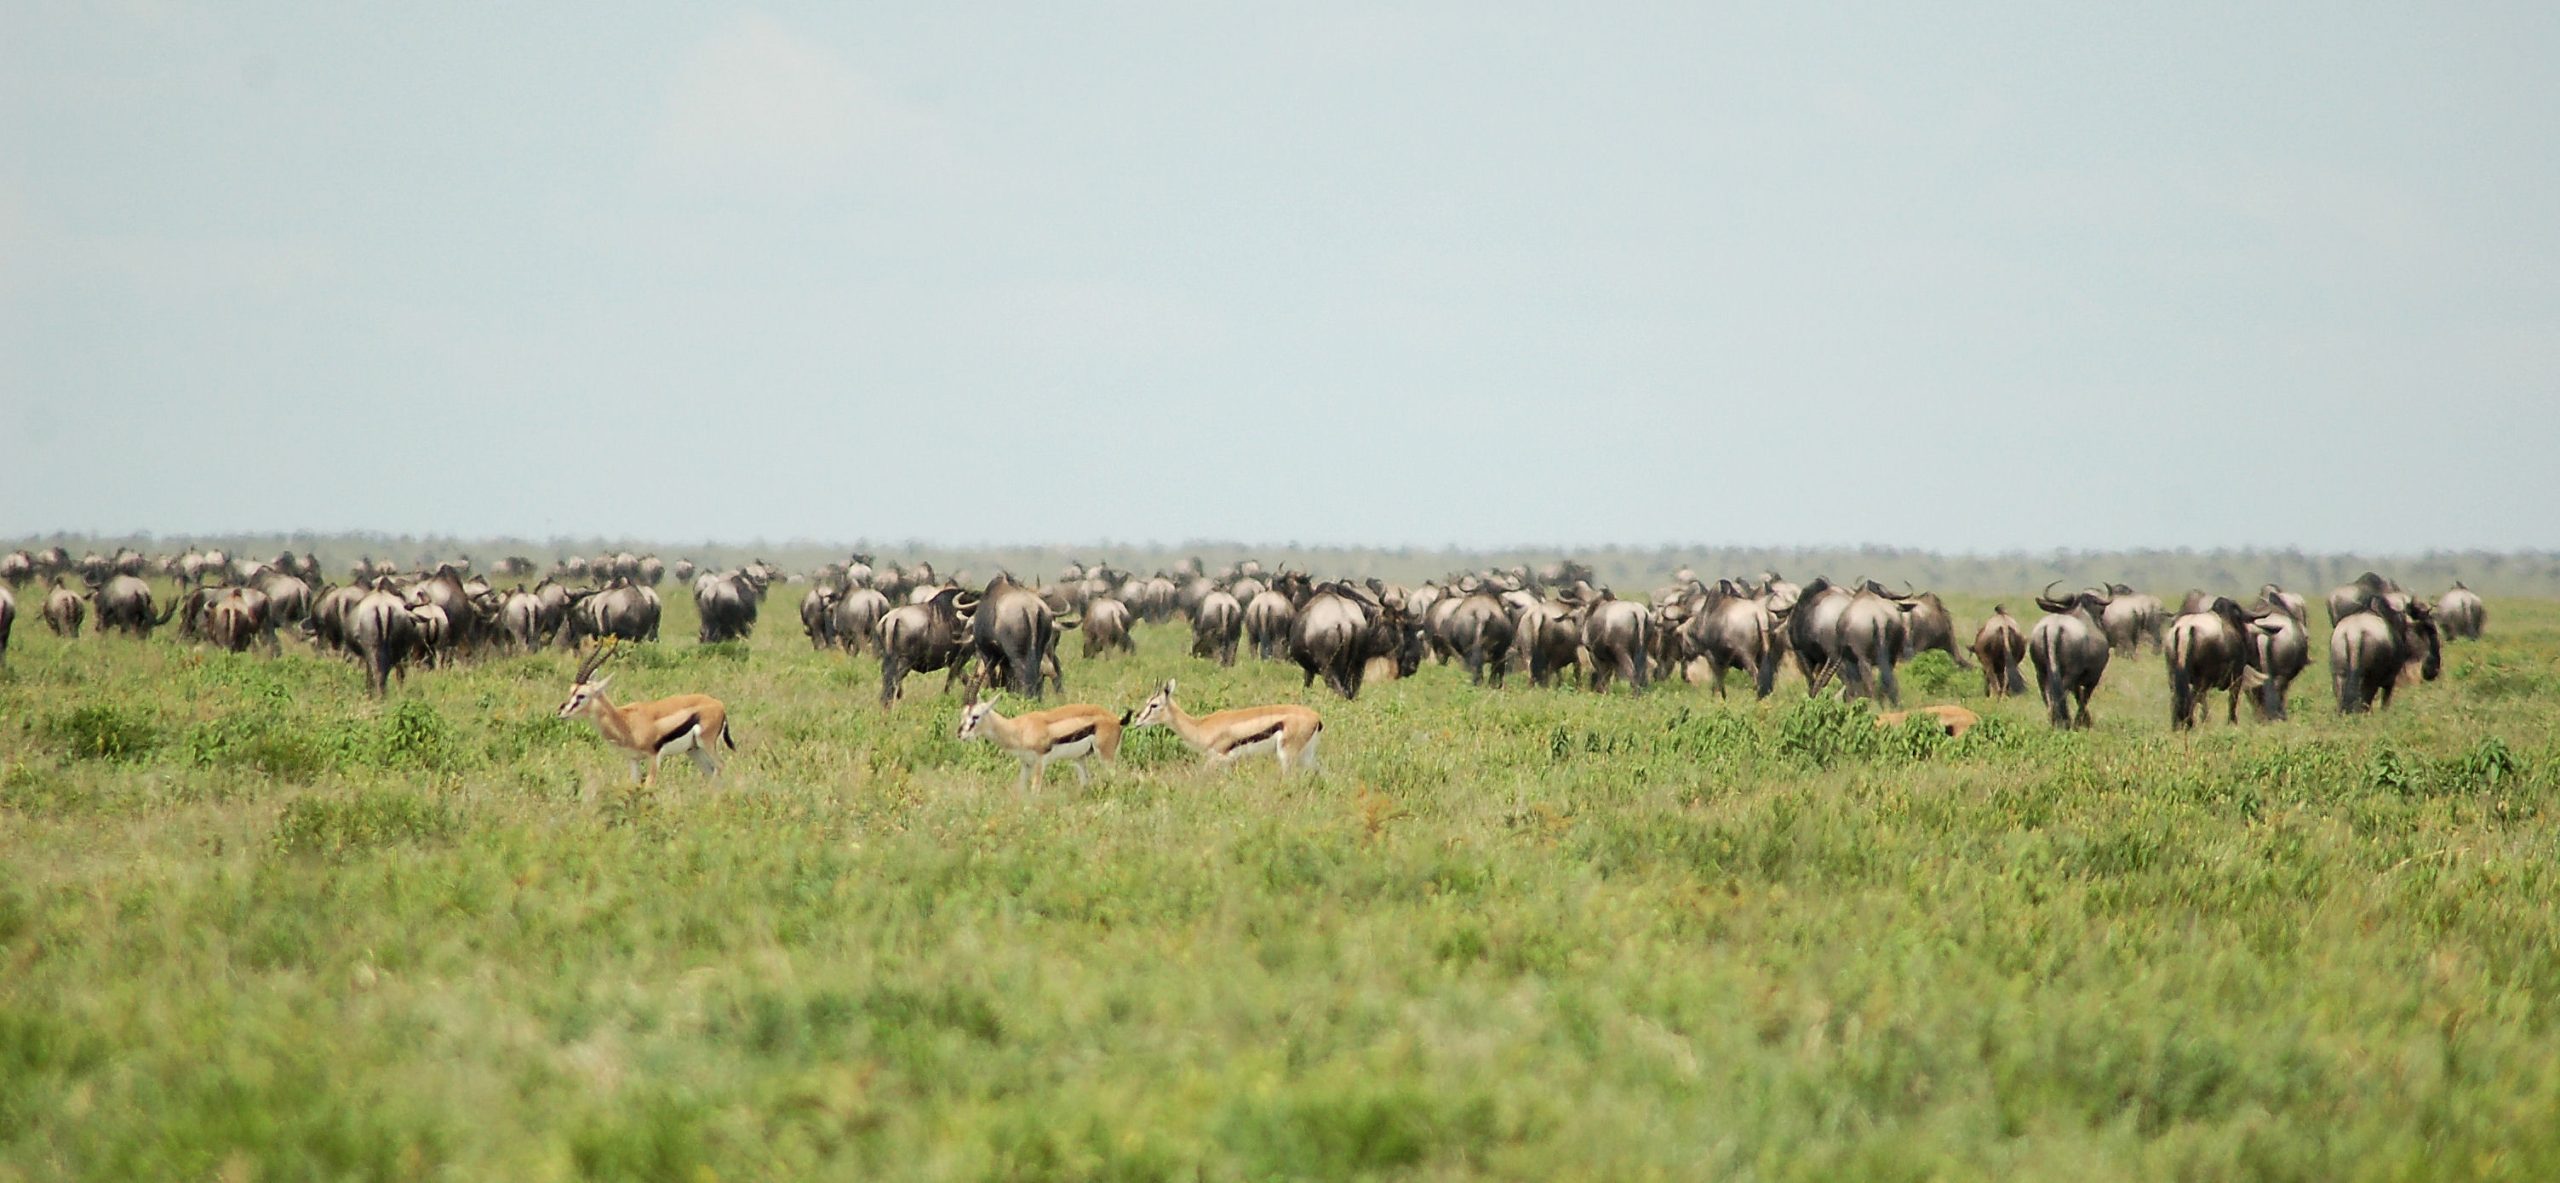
[1127,679,1323,773]
[956,683,1122,790]
[557,643,736,784]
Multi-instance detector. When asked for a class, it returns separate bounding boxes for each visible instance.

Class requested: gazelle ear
[1164,678,1177,694]
[590,675,611,692]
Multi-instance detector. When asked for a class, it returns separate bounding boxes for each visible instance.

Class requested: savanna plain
[4,584,2559,1182]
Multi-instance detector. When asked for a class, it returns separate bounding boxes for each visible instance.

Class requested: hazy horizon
[7,6,2556,551]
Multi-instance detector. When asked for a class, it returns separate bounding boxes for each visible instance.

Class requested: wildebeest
[251,570,313,630]
[1971,606,2028,698]
[407,603,450,666]
[1439,586,1516,687]
[1512,597,1582,689]
[2029,584,2113,729]
[499,588,544,651]
[351,586,422,697]
[1579,595,1652,694]
[1783,577,1852,692]
[1830,582,1911,705]
[1191,590,1243,667]
[42,579,85,637]
[306,584,364,653]
[1081,596,1135,658]
[2100,584,2165,654]
[973,575,1062,697]
[2435,582,2486,641]
[0,551,31,587]
[1676,583,1781,699]
[799,584,841,649]
[205,587,278,654]
[563,583,661,646]
[1290,582,1391,699]
[2256,584,2307,625]
[407,568,481,657]
[0,587,12,667]
[1243,584,1298,661]
[2243,609,2310,721]
[829,587,891,657]
[695,572,760,644]
[2166,596,2254,730]
[878,586,978,707]
[95,575,176,639]
[2326,572,2401,628]
[2330,594,2441,714]
[1896,591,1972,671]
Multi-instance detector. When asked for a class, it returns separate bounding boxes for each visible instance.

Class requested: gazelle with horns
[557,642,736,784]
[955,679,1122,790]
[1126,679,1324,773]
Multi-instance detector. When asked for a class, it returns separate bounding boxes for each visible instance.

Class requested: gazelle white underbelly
[1042,735,1097,762]
[658,726,700,755]
[1226,732,1282,758]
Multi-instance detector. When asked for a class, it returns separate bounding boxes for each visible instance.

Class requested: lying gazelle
[556,642,736,784]
[1126,679,1323,773]
[955,680,1122,790]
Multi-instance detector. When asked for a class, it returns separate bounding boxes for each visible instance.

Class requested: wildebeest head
[2035,581,2111,619]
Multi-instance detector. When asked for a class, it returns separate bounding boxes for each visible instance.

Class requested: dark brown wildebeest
[1971,606,2028,698]
[2330,593,2440,714]
[2434,582,2485,641]
[879,586,979,707]
[2029,584,2113,729]
[2166,596,2253,730]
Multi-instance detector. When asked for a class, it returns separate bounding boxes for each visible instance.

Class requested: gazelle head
[1127,679,1179,729]
[558,643,617,719]
[955,678,1002,740]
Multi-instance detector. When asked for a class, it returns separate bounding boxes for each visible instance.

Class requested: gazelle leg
[1071,760,1091,785]
[690,747,717,777]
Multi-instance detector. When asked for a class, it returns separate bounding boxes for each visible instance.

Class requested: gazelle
[556,643,736,784]
[1126,679,1323,773]
[955,681,1121,790]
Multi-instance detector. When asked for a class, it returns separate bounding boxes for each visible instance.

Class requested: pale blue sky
[4,4,2554,551]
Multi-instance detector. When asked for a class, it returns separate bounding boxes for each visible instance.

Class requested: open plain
[4,570,2558,1181]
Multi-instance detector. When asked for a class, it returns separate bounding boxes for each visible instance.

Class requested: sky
[3,4,2555,552]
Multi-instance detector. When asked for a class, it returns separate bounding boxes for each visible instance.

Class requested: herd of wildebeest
[0,544,2491,737]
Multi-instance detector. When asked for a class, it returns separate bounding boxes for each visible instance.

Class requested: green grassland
[4,588,2559,1181]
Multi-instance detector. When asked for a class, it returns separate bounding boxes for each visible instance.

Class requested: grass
[2,585,2558,1180]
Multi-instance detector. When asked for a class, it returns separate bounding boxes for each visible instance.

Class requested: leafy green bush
[45,705,160,762]
[1903,650,1962,699]
[272,789,457,856]
[2444,735,2524,788]
[1773,696,1880,768]
[309,701,470,773]
[183,714,330,780]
